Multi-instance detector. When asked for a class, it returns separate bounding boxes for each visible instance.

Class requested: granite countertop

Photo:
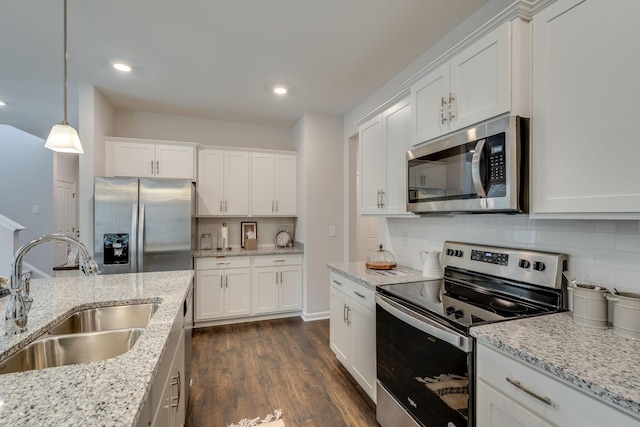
[193,242,304,258]
[0,270,194,426]
[472,312,640,419]
[327,261,425,290]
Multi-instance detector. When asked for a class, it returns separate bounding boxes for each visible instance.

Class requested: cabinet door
[359,115,385,215]
[274,154,297,216]
[279,265,302,311]
[252,267,279,314]
[156,145,195,180]
[225,151,250,216]
[383,99,411,215]
[195,270,224,320]
[476,380,554,427]
[329,287,350,366]
[531,0,640,216]
[224,268,252,317]
[251,153,276,216]
[450,21,509,131]
[411,62,450,144]
[197,150,225,216]
[112,141,156,178]
[348,299,377,401]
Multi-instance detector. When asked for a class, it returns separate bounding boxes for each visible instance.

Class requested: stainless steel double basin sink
[0,303,159,374]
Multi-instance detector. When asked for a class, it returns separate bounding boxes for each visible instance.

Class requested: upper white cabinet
[360,96,412,216]
[410,19,529,145]
[251,153,297,216]
[106,138,196,180]
[530,0,640,218]
[197,149,250,216]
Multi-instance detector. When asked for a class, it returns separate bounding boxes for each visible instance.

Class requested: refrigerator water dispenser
[103,233,130,265]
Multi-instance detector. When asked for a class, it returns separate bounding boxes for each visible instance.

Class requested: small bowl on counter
[606,291,640,340]
[568,283,610,329]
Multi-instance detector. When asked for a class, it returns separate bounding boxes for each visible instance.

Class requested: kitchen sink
[47,303,159,335]
[0,328,143,374]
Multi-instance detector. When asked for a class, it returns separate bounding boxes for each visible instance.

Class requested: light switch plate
[329,226,336,237]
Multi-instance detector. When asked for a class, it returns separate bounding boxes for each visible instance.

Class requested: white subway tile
[514,230,540,244]
[614,234,640,253]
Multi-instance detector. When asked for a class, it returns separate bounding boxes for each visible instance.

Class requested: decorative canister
[200,234,212,250]
[568,284,609,328]
[606,292,640,340]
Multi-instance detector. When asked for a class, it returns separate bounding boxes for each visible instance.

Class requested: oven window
[377,303,470,427]
[407,132,506,204]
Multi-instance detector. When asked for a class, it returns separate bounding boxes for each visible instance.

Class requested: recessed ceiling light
[273,86,288,95]
[0,100,6,106]
[113,62,132,72]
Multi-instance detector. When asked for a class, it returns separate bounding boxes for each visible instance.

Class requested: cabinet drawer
[196,257,251,270]
[477,343,638,426]
[329,272,376,311]
[253,255,302,268]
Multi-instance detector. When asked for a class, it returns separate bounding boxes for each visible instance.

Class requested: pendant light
[44,0,83,154]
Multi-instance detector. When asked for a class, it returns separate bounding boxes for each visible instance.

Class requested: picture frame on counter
[241,221,257,249]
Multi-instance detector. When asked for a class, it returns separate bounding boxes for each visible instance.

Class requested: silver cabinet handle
[441,96,447,123]
[377,190,383,208]
[225,274,228,288]
[220,275,223,288]
[471,138,487,198]
[276,200,279,212]
[379,189,385,208]
[225,199,228,212]
[220,200,224,213]
[273,259,286,263]
[216,262,231,265]
[448,93,455,121]
[150,160,154,175]
[346,306,351,326]
[156,160,159,175]
[506,378,555,407]
[332,279,343,286]
[353,291,366,299]
[343,303,348,323]
[171,371,181,410]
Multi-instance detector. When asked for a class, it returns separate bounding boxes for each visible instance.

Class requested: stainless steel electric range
[375,241,568,427]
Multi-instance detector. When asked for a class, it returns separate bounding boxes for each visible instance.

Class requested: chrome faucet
[5,234,100,335]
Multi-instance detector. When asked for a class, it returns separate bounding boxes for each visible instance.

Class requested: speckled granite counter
[327,262,425,291]
[0,270,193,426]
[193,242,303,258]
[472,312,640,419]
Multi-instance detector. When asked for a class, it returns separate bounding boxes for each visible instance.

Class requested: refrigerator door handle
[131,204,138,273]
[138,203,145,272]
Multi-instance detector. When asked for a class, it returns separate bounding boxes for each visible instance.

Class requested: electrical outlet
[32,205,40,214]
[329,226,336,237]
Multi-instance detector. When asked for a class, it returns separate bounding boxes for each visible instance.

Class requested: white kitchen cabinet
[411,19,528,145]
[106,139,196,180]
[476,342,639,427]
[329,271,376,402]
[530,0,640,218]
[197,149,250,216]
[195,258,251,321]
[360,97,412,216]
[251,255,302,314]
[251,152,297,216]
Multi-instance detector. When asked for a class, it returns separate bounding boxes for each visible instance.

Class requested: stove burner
[489,298,528,313]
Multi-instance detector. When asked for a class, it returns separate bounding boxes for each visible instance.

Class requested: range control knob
[445,306,455,315]
[446,249,455,256]
[455,250,463,257]
[532,261,546,271]
[454,310,464,319]
[518,259,531,269]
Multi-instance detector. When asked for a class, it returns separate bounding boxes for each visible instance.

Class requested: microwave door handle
[471,138,487,198]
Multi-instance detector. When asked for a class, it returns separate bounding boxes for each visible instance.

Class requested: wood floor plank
[186,318,378,427]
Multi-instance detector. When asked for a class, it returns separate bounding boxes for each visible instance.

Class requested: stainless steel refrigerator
[94,177,195,274]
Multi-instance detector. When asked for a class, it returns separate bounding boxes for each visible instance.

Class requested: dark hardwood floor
[186,318,378,427]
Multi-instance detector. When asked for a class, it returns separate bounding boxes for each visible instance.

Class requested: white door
[279,265,302,311]
[54,178,76,266]
[251,153,276,215]
[112,141,155,177]
[348,300,377,401]
[224,268,252,317]
[359,115,384,214]
[155,144,194,180]
[274,154,297,215]
[356,170,378,262]
[411,62,450,144]
[252,267,279,314]
[197,150,225,216]
[383,99,411,215]
[195,270,224,321]
[329,287,350,365]
[225,151,250,216]
[476,380,554,427]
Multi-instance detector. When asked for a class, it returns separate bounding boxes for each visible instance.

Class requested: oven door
[376,294,473,427]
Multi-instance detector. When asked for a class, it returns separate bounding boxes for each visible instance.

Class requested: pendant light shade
[45,0,84,154]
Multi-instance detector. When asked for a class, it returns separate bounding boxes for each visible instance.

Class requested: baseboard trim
[301,310,330,322]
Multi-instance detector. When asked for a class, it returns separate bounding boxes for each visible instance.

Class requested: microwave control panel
[487,134,506,197]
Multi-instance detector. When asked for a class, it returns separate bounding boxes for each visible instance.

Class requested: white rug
[227,409,284,427]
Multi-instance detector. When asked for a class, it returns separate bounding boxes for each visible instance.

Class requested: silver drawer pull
[216,262,231,265]
[506,377,555,407]
[353,291,366,299]
[332,280,343,286]
[273,259,286,263]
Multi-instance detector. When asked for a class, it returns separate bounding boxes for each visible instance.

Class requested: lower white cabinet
[329,271,376,402]
[252,255,302,314]
[476,342,639,427]
[195,258,251,321]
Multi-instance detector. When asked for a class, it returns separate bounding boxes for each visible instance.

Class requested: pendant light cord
[62,0,69,126]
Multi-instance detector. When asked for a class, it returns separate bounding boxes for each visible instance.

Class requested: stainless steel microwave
[407,115,529,214]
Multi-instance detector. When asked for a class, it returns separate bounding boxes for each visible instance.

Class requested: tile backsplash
[197,217,296,249]
[384,216,640,293]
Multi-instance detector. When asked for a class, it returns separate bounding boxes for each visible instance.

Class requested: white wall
[0,125,54,276]
[115,110,293,151]
[295,113,343,318]
[78,85,116,249]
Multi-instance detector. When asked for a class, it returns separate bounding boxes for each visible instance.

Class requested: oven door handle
[376,294,471,353]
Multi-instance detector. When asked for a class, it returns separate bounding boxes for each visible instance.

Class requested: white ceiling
[0,0,489,140]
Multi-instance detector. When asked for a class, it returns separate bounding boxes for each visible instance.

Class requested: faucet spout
[5,234,99,335]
